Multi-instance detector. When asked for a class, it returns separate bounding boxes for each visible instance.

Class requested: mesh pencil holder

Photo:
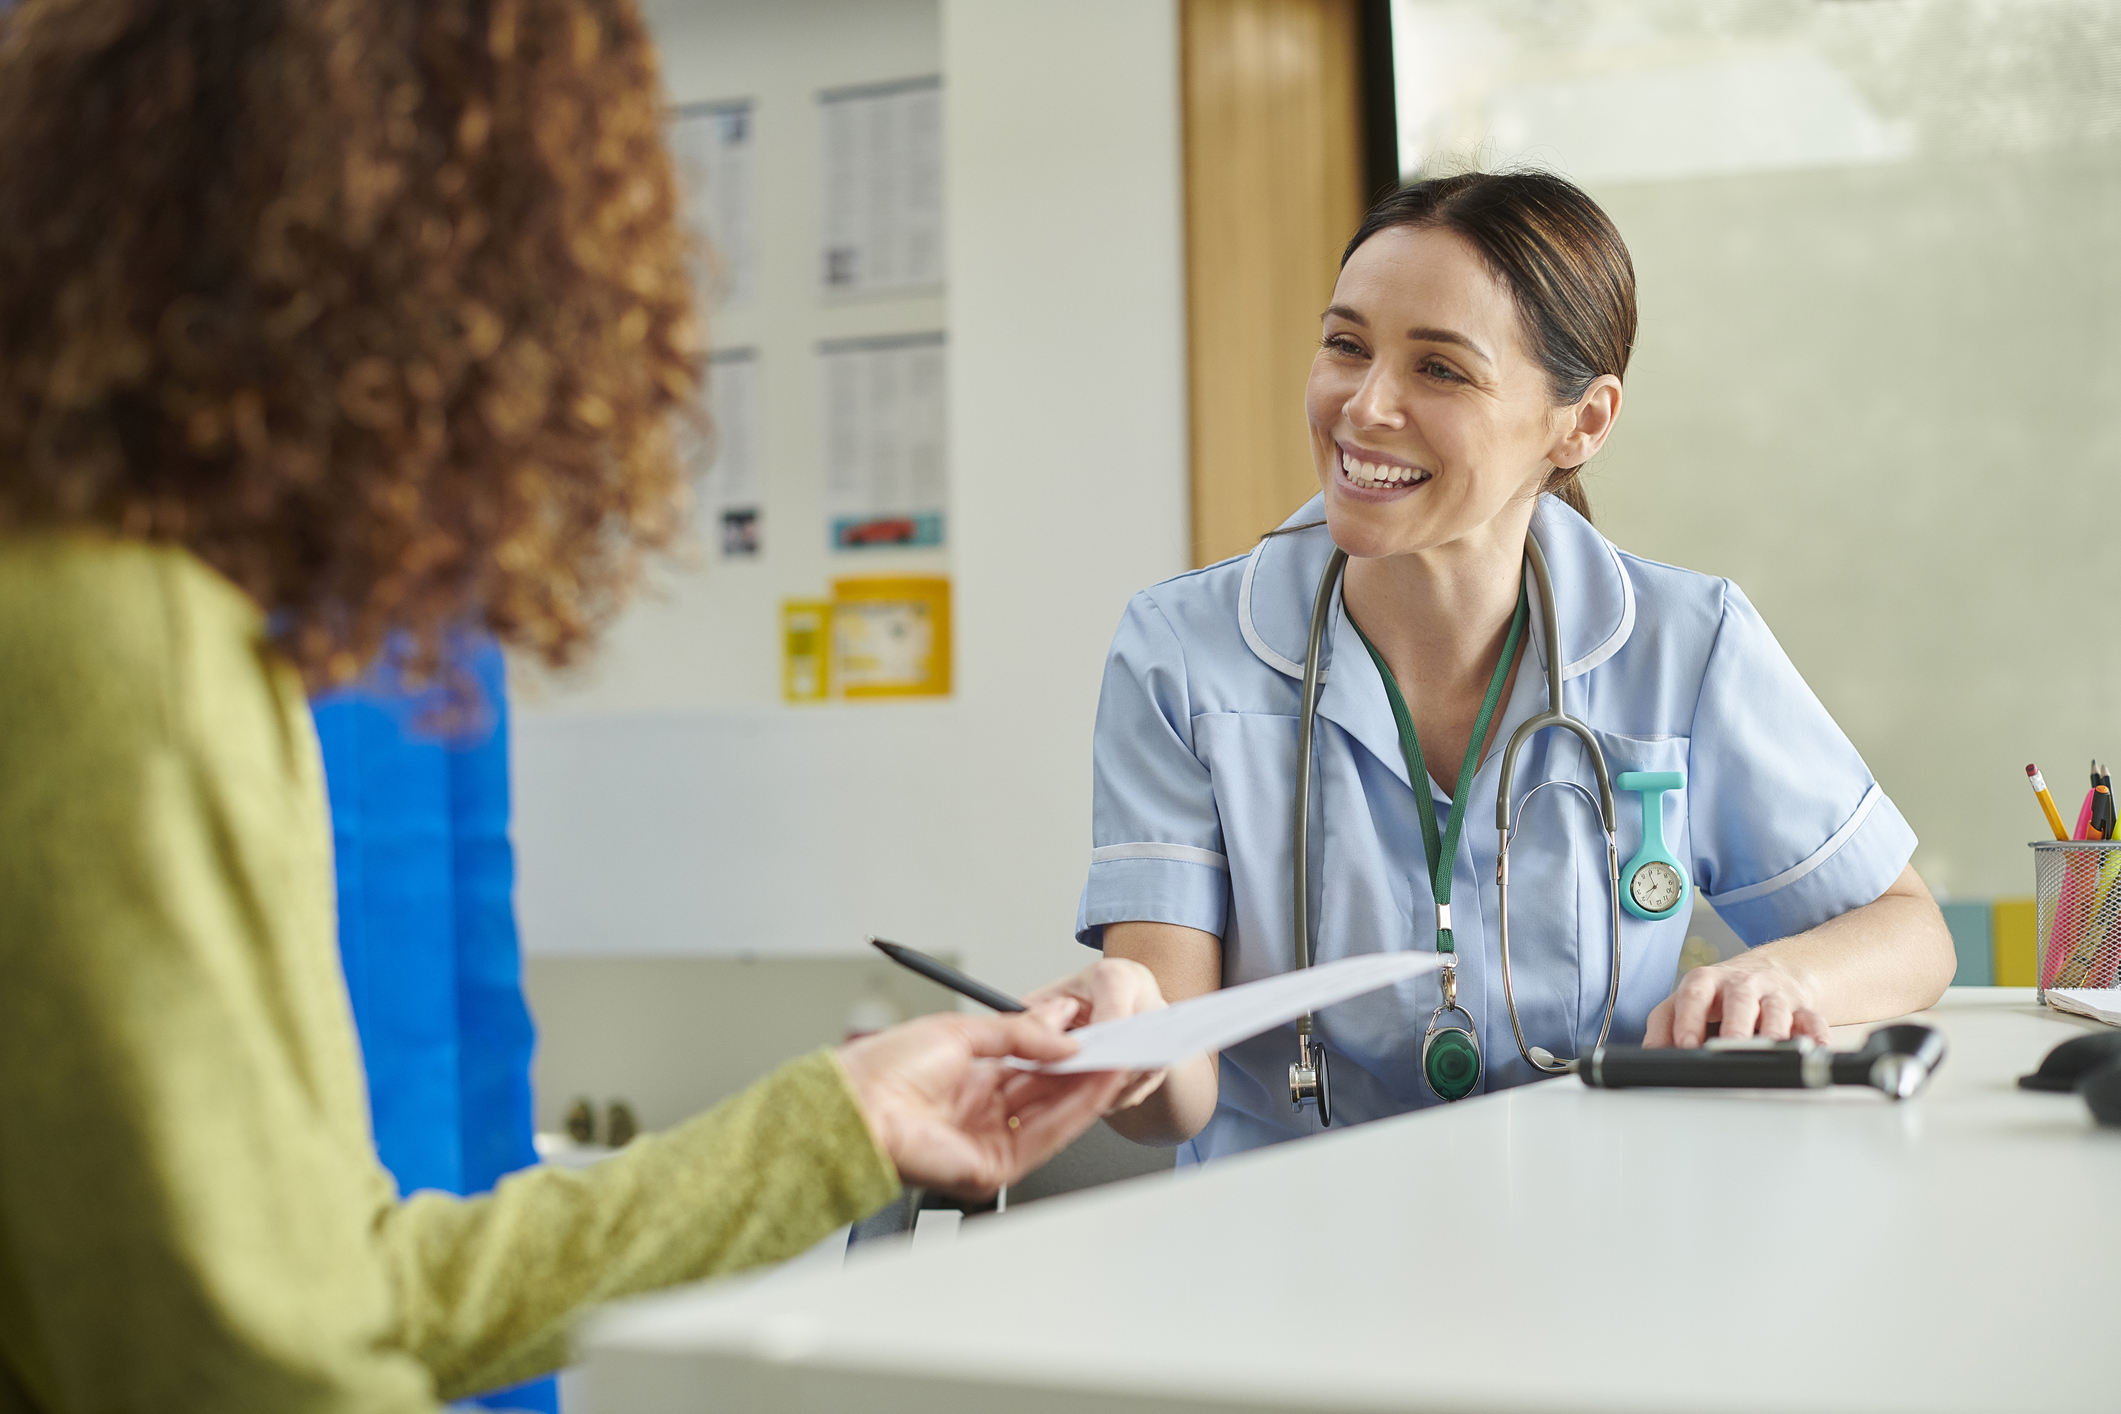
[2031,841,2121,999]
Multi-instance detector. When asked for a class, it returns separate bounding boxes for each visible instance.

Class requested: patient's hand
[836,1002,1130,1197]
[1023,958,1169,1109]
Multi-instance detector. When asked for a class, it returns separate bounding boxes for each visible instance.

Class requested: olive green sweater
[0,535,901,1411]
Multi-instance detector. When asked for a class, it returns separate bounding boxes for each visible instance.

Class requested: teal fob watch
[1615,770,1690,921]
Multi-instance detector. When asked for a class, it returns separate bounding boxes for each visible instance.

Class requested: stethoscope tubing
[1291,531,1624,1083]
[1494,535,1623,1073]
[1495,537,1617,833]
[1291,547,1349,1040]
[1497,778,1623,1072]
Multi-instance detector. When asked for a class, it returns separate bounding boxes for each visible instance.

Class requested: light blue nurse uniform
[1077,493,1917,1164]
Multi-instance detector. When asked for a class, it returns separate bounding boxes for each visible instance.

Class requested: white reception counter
[577,990,2117,1414]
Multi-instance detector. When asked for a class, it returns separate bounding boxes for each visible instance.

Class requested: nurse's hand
[1644,951,1829,1049]
[837,1003,1133,1198]
[1021,958,1171,1109]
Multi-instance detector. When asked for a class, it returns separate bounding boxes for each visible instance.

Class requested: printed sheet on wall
[694,347,762,557]
[820,332,946,551]
[819,76,943,294]
[670,98,756,310]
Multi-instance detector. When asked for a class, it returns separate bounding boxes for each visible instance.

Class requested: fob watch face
[1629,860,1684,914]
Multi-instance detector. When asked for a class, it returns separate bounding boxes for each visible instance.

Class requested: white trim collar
[1235,494,1637,685]
[1237,539,1314,681]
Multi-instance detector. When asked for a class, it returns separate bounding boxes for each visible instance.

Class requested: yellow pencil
[2028,764,2070,841]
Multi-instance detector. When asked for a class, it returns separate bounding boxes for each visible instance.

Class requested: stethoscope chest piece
[1616,771,1690,921]
[1421,961,1482,1100]
[1289,1029,1333,1126]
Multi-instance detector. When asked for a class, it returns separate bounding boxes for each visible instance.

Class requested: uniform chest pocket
[1506,731,1694,1026]
[1506,731,1693,914]
[1506,733,1689,839]
[1589,732,1692,898]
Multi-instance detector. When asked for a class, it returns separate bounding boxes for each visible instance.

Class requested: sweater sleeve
[378,1052,898,1399]
[0,540,899,1411]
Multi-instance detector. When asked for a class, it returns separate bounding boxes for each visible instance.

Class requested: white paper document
[669,100,755,309]
[693,347,761,556]
[2045,988,2121,1027]
[820,76,943,293]
[1020,952,1446,1074]
[820,332,947,549]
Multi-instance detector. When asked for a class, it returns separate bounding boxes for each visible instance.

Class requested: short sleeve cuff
[1705,785,1918,946]
[1075,856,1230,949]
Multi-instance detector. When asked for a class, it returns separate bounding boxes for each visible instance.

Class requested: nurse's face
[1306,225,1610,560]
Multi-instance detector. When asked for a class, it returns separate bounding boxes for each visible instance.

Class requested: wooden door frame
[1180,0,1397,568]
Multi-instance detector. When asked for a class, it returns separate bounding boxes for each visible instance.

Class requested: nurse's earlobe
[1546,376,1623,476]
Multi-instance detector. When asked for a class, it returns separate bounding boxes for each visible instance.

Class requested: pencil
[2051,848,2108,988]
[2077,847,2121,987]
[2027,764,2069,841]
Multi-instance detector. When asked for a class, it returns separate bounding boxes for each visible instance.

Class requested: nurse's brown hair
[0,0,697,685]
[1344,171,1637,523]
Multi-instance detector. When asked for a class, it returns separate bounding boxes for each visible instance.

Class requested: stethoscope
[1287,532,1691,1122]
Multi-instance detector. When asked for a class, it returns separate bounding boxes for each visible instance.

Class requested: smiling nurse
[1071,172,1957,1162]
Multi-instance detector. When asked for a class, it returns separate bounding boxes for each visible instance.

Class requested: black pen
[869,937,1027,1013]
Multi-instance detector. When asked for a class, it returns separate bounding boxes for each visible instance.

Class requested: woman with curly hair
[0,2,1156,1407]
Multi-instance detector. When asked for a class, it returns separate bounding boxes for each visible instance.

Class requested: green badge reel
[1616,770,1690,921]
[1421,950,1482,1101]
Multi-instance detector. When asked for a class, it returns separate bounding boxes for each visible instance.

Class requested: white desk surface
[579,990,2119,1414]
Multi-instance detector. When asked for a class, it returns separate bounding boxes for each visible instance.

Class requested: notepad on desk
[2046,989,2121,1027]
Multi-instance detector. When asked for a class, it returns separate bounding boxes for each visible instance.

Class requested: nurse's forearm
[1649,864,1955,1047]
[1103,1050,1220,1145]
[1101,921,1225,1144]
[1750,864,1957,1023]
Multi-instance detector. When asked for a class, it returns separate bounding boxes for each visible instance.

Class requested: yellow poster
[780,599,833,703]
[832,576,951,698]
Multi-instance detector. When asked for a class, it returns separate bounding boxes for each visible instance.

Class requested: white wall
[532,0,947,714]
[1591,147,2121,902]
[1388,0,2121,903]
[510,0,1189,993]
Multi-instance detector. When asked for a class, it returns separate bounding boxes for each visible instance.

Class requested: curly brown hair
[0,0,698,685]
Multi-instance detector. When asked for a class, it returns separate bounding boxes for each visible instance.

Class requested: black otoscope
[1579,1023,1947,1099]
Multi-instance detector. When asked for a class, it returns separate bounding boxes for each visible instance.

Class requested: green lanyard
[1351,580,1528,955]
